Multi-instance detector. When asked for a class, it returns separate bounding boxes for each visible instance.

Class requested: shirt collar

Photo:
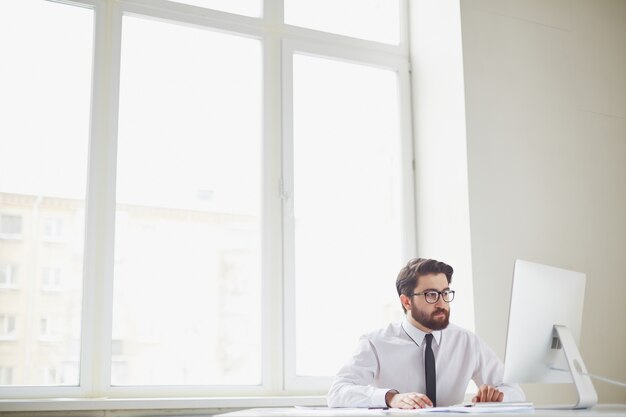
[401,315,443,347]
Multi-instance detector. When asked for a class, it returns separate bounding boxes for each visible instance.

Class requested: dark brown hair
[396,258,454,312]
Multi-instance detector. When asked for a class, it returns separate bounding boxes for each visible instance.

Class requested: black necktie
[424,333,436,406]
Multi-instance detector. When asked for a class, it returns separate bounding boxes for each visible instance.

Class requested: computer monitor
[503,259,597,409]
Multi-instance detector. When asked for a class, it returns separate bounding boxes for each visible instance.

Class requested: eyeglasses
[411,289,455,304]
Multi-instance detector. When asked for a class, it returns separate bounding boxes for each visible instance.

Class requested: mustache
[432,308,449,316]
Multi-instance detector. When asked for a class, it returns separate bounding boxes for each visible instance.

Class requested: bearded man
[327,258,525,409]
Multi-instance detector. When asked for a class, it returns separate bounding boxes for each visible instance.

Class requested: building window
[0,367,13,385]
[41,267,63,291]
[0,214,22,239]
[43,217,64,242]
[0,315,16,340]
[39,316,56,341]
[43,367,59,385]
[0,264,18,289]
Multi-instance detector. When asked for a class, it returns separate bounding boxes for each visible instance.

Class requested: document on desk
[293,404,534,415]
[291,407,389,416]
[386,403,534,414]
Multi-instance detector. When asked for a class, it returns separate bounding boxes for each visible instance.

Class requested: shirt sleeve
[472,335,526,402]
[327,335,394,408]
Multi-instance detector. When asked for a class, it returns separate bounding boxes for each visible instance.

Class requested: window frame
[0,263,19,289]
[41,267,63,291]
[281,38,415,391]
[0,0,413,400]
[0,214,23,240]
[42,217,65,242]
[0,314,17,340]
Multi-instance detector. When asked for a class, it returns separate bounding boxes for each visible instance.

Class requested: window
[0,367,13,386]
[169,0,261,17]
[43,218,64,242]
[287,53,406,382]
[40,317,51,339]
[0,315,16,340]
[0,264,18,289]
[41,267,63,291]
[0,215,22,239]
[284,0,401,44]
[112,14,262,386]
[43,367,60,385]
[0,0,92,389]
[0,0,413,399]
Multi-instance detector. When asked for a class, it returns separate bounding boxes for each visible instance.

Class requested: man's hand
[386,391,433,409]
[472,384,504,403]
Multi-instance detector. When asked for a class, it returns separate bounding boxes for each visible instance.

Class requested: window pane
[170,0,261,18]
[292,54,405,376]
[0,0,92,386]
[285,0,400,44]
[113,15,262,386]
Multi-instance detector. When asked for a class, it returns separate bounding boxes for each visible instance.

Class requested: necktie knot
[425,333,433,346]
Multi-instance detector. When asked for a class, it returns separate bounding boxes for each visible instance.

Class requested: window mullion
[262,28,286,394]
[81,0,123,397]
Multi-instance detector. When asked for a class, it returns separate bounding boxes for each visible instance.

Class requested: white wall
[458,0,626,404]
[409,0,476,334]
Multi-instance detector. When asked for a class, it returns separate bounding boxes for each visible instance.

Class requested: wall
[459,0,626,404]
[409,0,476,334]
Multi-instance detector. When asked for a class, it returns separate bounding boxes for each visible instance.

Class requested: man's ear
[399,294,411,312]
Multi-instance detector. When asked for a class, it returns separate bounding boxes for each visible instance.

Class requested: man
[327,258,525,408]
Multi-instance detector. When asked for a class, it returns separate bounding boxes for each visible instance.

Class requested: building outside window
[0,215,22,239]
[42,218,64,242]
[0,315,16,340]
[0,367,13,386]
[0,264,18,289]
[41,267,63,291]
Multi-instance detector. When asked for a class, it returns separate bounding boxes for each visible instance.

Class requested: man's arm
[386,391,434,409]
[472,337,525,402]
[327,336,395,408]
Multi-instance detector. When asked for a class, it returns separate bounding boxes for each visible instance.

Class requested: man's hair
[396,258,454,312]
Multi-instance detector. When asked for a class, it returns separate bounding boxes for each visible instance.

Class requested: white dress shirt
[327,317,525,407]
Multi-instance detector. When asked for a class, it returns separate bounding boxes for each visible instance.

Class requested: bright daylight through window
[0,0,93,387]
[113,15,262,386]
[0,0,409,398]
[290,54,404,378]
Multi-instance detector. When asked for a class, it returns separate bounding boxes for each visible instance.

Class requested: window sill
[0,395,328,414]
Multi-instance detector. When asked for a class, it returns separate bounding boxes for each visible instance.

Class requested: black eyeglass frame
[410,289,455,304]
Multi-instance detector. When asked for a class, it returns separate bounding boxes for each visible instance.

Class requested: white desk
[215,405,626,417]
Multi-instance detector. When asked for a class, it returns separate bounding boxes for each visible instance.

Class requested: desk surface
[215,405,626,417]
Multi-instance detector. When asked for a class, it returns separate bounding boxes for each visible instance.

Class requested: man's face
[408,273,451,331]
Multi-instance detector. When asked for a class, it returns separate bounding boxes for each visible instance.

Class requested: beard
[411,304,450,331]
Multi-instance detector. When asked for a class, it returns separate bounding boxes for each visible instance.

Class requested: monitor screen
[503,259,586,384]
[502,259,597,408]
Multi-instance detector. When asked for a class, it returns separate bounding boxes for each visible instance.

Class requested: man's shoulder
[362,321,404,341]
[444,322,485,345]
[445,322,473,335]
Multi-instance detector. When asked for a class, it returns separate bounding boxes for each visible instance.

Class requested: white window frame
[41,267,63,291]
[39,315,60,341]
[42,217,65,242]
[0,367,13,385]
[0,214,23,240]
[0,314,17,340]
[281,38,415,391]
[0,0,414,400]
[0,263,19,289]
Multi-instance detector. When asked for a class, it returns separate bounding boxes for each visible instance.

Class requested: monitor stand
[539,325,598,409]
